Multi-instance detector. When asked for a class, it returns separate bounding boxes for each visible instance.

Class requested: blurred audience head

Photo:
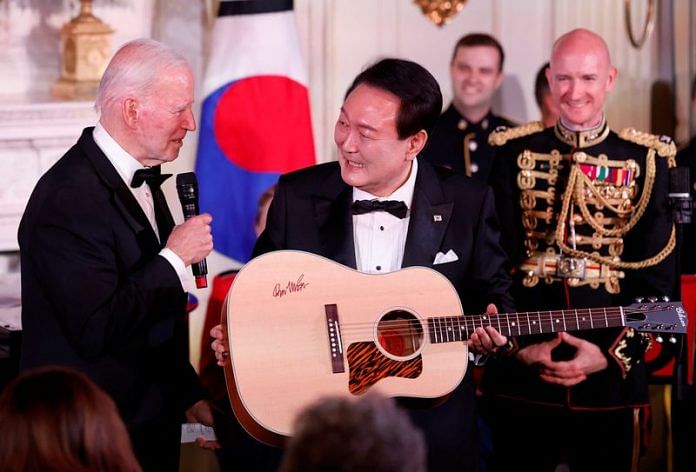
[534,62,560,127]
[279,392,427,472]
[0,366,142,472]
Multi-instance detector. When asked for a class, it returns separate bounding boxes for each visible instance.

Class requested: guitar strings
[339,310,628,337]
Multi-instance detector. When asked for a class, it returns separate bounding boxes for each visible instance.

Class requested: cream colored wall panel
[674,0,694,143]
[493,0,554,123]
[391,0,496,110]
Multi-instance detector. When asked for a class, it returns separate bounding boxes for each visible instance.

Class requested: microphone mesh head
[176,172,198,187]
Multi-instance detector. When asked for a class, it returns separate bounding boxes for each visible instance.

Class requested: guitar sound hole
[376,310,423,357]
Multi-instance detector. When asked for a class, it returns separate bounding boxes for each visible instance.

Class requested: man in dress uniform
[419,33,516,182]
[482,29,677,472]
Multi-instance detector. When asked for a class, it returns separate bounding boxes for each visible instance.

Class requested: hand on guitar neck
[516,332,609,387]
[468,303,509,355]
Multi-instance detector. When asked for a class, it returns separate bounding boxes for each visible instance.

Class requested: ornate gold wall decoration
[413,0,468,27]
[52,0,114,100]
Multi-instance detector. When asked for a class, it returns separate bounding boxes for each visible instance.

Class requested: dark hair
[0,366,142,472]
[451,33,505,71]
[279,393,426,472]
[534,62,551,107]
[691,74,696,102]
[344,58,443,139]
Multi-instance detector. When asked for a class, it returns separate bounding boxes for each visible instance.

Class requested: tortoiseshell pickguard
[346,342,422,394]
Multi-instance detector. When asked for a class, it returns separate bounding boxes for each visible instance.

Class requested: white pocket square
[433,249,458,265]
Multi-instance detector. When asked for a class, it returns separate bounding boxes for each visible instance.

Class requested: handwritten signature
[273,274,309,298]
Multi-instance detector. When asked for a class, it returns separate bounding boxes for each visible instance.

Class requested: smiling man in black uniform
[483,28,676,472]
[420,33,516,181]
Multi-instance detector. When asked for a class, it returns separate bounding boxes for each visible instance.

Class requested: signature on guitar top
[221,250,687,445]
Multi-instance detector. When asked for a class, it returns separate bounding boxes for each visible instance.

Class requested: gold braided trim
[463,132,475,177]
[555,162,675,269]
[488,121,544,147]
[574,149,655,237]
[619,128,677,167]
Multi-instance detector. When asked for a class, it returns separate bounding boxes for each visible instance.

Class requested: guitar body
[223,250,467,445]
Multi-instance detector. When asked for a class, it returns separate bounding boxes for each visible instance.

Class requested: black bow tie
[351,199,408,219]
[130,166,172,189]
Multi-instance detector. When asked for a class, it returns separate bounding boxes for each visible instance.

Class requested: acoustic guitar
[222,250,687,445]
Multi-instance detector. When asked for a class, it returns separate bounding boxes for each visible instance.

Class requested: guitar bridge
[325,304,345,373]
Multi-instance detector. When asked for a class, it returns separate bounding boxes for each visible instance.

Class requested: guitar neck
[427,307,625,344]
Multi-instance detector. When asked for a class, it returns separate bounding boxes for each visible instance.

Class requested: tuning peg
[648,296,658,303]
[655,335,664,343]
[634,296,644,303]
[669,336,678,344]
[662,295,670,302]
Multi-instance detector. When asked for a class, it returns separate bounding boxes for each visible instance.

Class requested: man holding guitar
[485,29,677,471]
[212,58,514,471]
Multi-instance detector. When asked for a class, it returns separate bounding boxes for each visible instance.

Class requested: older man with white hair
[19,39,214,471]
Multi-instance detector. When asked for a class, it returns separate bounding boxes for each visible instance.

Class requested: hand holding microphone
[166,173,212,288]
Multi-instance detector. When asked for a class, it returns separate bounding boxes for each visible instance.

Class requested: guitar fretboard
[427,308,625,344]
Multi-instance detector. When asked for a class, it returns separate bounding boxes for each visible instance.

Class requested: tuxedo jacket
[19,128,204,444]
[255,160,513,314]
[253,159,514,472]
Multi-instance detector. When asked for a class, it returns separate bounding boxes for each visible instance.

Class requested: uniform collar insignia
[554,115,610,148]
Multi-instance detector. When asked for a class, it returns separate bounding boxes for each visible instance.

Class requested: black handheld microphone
[176,172,208,289]
[669,166,693,225]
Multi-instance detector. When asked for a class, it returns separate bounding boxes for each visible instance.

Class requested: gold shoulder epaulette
[489,121,544,147]
[618,128,677,159]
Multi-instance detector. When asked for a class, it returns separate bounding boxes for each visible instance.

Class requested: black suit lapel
[77,128,162,252]
[314,178,357,269]
[402,162,453,268]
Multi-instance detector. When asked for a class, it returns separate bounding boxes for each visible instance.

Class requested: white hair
[95,38,190,114]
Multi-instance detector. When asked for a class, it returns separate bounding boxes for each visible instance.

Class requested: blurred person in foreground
[279,393,426,472]
[0,365,141,472]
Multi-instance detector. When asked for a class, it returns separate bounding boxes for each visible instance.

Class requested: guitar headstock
[623,301,687,339]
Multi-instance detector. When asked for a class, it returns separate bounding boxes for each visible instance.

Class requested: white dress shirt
[352,159,418,274]
[92,123,191,290]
